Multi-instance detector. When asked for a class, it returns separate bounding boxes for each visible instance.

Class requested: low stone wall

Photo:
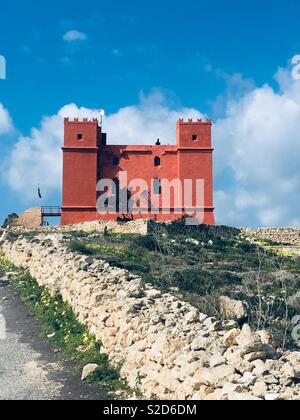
[7,218,241,239]
[1,232,300,400]
[243,228,300,246]
[7,219,150,236]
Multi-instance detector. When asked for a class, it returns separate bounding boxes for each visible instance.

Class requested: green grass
[0,255,122,390]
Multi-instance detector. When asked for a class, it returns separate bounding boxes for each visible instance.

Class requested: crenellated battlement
[64,117,99,124]
[177,118,212,125]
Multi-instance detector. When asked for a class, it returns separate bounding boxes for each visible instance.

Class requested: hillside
[44,221,300,349]
[1,220,300,400]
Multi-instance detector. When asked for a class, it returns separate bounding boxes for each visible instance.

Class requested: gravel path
[0,278,111,400]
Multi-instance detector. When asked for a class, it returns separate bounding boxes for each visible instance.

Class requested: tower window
[154,157,161,167]
[112,156,119,166]
[192,134,198,141]
[77,133,84,141]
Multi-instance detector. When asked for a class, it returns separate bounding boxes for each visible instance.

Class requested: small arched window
[112,156,119,166]
[154,156,161,167]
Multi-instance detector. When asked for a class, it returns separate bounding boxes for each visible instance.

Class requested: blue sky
[1,0,300,227]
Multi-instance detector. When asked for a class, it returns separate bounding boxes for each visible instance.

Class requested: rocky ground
[1,229,300,400]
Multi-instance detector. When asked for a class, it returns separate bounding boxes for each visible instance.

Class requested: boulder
[283,352,300,378]
[244,352,267,363]
[221,383,243,395]
[125,279,144,298]
[262,375,279,385]
[185,308,199,324]
[238,372,257,386]
[219,296,249,322]
[252,360,269,377]
[192,365,236,389]
[265,394,280,401]
[223,329,241,347]
[280,363,296,380]
[210,354,226,368]
[252,382,267,398]
[81,364,99,381]
[236,324,265,356]
[145,289,162,300]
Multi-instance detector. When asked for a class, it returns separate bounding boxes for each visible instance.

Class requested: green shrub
[2,213,19,228]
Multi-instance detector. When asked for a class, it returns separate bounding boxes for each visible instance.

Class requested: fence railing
[41,206,62,217]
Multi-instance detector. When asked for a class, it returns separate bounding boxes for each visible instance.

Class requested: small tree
[2,213,19,228]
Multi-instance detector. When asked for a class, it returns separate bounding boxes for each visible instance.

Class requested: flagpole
[38,185,43,226]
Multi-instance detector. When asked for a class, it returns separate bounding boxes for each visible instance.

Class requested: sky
[1,0,300,227]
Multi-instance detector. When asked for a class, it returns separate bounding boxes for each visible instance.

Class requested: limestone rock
[280,363,296,379]
[221,383,243,395]
[223,329,241,347]
[125,279,144,298]
[185,308,199,324]
[252,360,269,377]
[238,372,257,386]
[265,393,280,401]
[236,324,264,356]
[244,352,267,363]
[203,389,227,400]
[227,392,262,401]
[253,382,267,398]
[193,365,236,389]
[145,289,162,300]
[257,330,274,346]
[263,375,279,385]
[219,296,249,321]
[283,352,300,379]
[81,364,99,381]
[209,354,226,368]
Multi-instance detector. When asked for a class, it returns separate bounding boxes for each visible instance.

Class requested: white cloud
[5,113,64,199]
[63,30,87,42]
[214,66,300,227]
[103,90,203,145]
[4,90,204,200]
[0,103,13,135]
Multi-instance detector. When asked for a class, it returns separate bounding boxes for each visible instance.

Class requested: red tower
[176,119,215,225]
[61,117,216,225]
[61,118,101,225]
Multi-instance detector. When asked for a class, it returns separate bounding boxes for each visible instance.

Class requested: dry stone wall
[1,232,300,401]
[243,228,300,246]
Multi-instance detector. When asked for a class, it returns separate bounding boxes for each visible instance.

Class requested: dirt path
[0,278,111,401]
